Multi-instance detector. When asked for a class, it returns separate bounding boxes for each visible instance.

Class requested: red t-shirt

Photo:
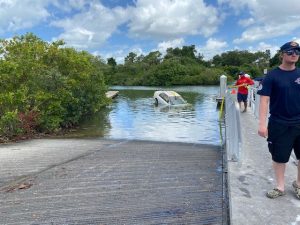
[235,76,254,94]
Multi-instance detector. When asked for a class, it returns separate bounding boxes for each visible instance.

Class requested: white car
[153,91,188,106]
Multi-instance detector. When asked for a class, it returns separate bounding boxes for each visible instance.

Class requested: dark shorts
[267,120,300,163]
[237,93,248,103]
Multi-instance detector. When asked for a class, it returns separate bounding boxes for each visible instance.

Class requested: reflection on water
[69,86,222,145]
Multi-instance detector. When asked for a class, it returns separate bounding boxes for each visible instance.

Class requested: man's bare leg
[273,161,286,191]
[242,102,247,112]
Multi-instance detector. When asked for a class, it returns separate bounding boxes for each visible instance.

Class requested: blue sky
[1,0,300,63]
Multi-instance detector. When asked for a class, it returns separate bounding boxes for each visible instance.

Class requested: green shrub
[0,33,108,139]
[0,110,22,137]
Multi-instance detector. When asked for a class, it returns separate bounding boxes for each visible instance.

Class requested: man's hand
[258,125,268,138]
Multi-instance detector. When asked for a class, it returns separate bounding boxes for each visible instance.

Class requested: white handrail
[221,76,261,162]
[225,91,242,162]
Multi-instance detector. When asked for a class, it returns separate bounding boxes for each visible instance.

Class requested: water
[68,86,223,145]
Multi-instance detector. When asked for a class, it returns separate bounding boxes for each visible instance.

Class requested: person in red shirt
[235,71,254,112]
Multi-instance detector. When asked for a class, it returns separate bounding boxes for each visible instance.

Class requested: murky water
[68,86,223,145]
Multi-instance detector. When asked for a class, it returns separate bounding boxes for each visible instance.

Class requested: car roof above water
[154,91,181,97]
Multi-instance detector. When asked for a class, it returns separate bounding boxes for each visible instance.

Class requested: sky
[1,0,300,63]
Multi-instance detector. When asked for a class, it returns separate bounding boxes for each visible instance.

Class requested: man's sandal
[266,188,285,199]
[292,181,300,199]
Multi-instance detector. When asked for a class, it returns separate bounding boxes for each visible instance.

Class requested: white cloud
[217,0,254,11]
[51,0,90,12]
[127,0,220,39]
[2,0,298,62]
[157,38,185,54]
[94,49,125,64]
[51,0,222,50]
[238,18,255,27]
[96,46,145,64]
[220,0,300,43]
[234,20,300,44]
[0,0,223,55]
[130,47,144,56]
[0,0,50,33]
[51,2,129,49]
[197,38,228,60]
[247,42,279,57]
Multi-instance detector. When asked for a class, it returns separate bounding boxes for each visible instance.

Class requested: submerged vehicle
[153,91,188,106]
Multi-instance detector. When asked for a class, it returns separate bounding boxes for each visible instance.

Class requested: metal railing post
[225,91,242,161]
[220,75,227,98]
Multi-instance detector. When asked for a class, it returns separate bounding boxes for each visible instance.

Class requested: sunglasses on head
[284,49,300,56]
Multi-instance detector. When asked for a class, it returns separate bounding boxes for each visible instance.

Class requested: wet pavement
[0,139,225,225]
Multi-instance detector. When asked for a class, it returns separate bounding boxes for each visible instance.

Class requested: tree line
[0,33,289,140]
[104,45,287,86]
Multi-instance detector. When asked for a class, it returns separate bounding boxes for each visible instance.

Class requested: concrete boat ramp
[0,139,225,225]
